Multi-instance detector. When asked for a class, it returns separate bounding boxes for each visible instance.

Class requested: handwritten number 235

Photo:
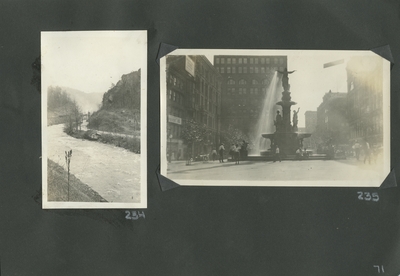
[358,192,379,202]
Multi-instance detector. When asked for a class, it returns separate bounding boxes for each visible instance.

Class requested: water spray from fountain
[249,72,281,155]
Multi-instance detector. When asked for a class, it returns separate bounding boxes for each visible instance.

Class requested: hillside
[88,69,141,135]
[60,87,103,113]
[47,86,103,126]
[47,86,77,125]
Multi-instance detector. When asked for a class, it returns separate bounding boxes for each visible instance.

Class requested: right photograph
[160,50,390,187]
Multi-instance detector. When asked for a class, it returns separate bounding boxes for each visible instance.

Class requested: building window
[227,67,231,73]
[168,89,172,99]
[255,67,259,73]
[261,67,265,73]
[227,58,231,64]
[227,79,235,85]
[261,58,265,64]
[239,58,242,64]
[266,58,270,64]
[243,67,247,73]
[238,67,242,73]
[215,58,220,64]
[249,67,254,73]
[255,58,259,64]
[220,67,224,73]
[232,58,236,64]
[279,58,284,64]
[252,79,258,85]
[274,58,278,64]
[250,58,254,64]
[239,79,247,85]
[243,58,247,64]
[221,58,225,64]
[232,67,236,73]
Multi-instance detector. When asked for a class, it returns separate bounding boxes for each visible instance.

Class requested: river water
[47,124,141,202]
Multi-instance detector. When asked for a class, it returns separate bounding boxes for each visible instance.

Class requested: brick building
[346,56,383,146]
[316,91,349,146]
[166,55,223,160]
[213,55,287,135]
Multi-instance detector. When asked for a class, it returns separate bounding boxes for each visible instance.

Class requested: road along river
[47,124,140,203]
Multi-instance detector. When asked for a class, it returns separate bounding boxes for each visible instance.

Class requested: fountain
[261,68,311,157]
[249,72,281,155]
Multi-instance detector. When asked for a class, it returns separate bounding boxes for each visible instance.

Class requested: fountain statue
[261,68,311,157]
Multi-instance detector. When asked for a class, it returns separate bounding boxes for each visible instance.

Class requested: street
[47,124,141,202]
[166,157,385,185]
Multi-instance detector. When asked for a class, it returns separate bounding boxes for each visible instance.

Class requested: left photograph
[41,31,147,209]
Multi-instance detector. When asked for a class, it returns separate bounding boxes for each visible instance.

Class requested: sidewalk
[166,158,385,182]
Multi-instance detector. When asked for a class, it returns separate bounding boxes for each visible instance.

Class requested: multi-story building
[304,111,317,133]
[346,56,383,146]
[303,110,317,149]
[316,91,349,146]
[213,55,288,135]
[166,55,223,160]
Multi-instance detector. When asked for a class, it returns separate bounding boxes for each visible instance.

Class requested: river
[47,124,141,203]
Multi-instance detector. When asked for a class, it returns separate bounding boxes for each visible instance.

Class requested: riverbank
[47,159,107,202]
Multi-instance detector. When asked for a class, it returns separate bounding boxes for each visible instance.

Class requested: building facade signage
[168,114,182,125]
[185,56,195,76]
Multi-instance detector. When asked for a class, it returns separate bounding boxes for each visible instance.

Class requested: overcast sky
[42,31,146,94]
[288,52,348,127]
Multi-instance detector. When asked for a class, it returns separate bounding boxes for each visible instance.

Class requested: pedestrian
[241,140,248,160]
[296,148,302,160]
[364,141,371,164]
[354,140,361,160]
[218,143,225,163]
[274,146,281,162]
[230,144,236,161]
[211,149,217,161]
[234,144,241,164]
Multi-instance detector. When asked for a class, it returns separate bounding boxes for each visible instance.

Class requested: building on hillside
[213,55,288,136]
[166,55,223,160]
[316,91,349,146]
[346,56,383,146]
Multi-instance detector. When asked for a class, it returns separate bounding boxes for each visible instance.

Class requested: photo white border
[160,49,390,187]
[42,30,147,209]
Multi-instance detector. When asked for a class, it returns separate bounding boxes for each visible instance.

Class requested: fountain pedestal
[260,70,311,157]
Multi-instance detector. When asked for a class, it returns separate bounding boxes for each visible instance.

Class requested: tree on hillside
[132,109,140,132]
[63,98,83,135]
